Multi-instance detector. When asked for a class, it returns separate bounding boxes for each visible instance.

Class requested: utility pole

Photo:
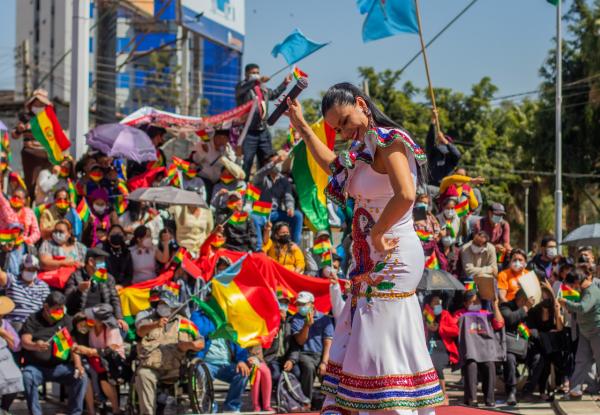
[523,180,532,254]
[180,28,189,115]
[70,0,90,159]
[554,1,563,244]
[21,40,31,98]
[95,0,117,124]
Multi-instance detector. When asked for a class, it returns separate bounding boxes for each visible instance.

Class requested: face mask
[277,234,291,244]
[467,304,482,312]
[279,303,289,313]
[298,305,311,316]
[109,233,124,246]
[22,270,37,282]
[433,304,443,316]
[414,202,428,210]
[546,247,558,259]
[142,238,153,249]
[89,171,103,182]
[55,199,70,211]
[491,214,503,225]
[248,73,260,81]
[156,304,171,318]
[511,260,524,272]
[32,106,44,115]
[48,306,65,321]
[95,261,106,270]
[443,209,455,219]
[77,324,89,335]
[53,231,67,245]
[93,203,106,215]
[9,197,24,209]
[441,236,454,247]
[471,245,484,254]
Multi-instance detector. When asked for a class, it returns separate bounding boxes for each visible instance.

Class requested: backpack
[276,372,311,412]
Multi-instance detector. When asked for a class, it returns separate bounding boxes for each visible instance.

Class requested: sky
[0,0,565,103]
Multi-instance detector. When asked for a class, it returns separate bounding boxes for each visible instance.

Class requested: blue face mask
[96,261,106,270]
[279,303,289,313]
[415,202,428,210]
[298,305,311,316]
[433,304,443,316]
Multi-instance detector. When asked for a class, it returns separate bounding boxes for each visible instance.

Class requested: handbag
[505,331,528,358]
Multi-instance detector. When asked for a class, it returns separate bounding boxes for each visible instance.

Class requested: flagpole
[554,0,563,244]
[414,0,441,138]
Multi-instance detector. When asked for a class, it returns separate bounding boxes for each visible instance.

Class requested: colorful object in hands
[52,327,73,360]
[220,171,235,185]
[416,229,433,242]
[245,184,261,202]
[178,318,200,339]
[92,268,108,283]
[292,65,308,80]
[114,196,128,216]
[464,281,476,291]
[29,105,71,165]
[165,280,180,297]
[455,198,470,218]
[0,229,19,243]
[321,250,332,266]
[228,211,249,225]
[9,196,24,210]
[67,179,78,204]
[226,199,240,211]
[49,307,65,322]
[166,164,181,187]
[1,130,11,162]
[252,200,272,218]
[560,283,580,302]
[9,172,27,191]
[58,166,70,178]
[423,304,435,324]
[425,252,440,270]
[76,198,91,222]
[34,203,52,218]
[172,156,196,177]
[517,322,530,340]
[197,130,210,142]
[173,247,186,265]
[211,235,226,248]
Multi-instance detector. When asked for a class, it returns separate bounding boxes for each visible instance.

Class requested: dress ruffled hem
[321,361,445,411]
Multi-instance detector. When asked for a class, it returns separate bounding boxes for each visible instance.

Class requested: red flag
[38,266,77,289]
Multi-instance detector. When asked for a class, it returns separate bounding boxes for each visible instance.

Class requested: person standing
[286,83,445,413]
[528,236,558,279]
[425,111,461,186]
[235,63,292,178]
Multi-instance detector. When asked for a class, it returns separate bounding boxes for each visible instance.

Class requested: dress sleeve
[368,128,427,166]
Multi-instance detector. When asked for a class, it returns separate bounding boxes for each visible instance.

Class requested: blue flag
[357,0,418,42]
[212,254,248,286]
[271,29,329,66]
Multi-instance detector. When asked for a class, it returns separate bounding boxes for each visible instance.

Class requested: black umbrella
[417,269,465,291]
[562,223,600,246]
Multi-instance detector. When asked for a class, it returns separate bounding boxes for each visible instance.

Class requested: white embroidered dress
[321,128,444,415]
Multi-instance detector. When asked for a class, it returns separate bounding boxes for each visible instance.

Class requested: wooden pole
[414,0,441,139]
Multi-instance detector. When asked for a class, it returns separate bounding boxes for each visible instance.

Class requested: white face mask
[471,244,484,254]
[93,203,106,215]
[156,304,171,318]
[31,106,44,115]
[248,73,260,81]
[441,236,454,247]
[443,209,455,219]
[468,304,482,312]
[22,270,37,282]
[546,247,558,259]
[511,260,524,272]
[53,231,67,245]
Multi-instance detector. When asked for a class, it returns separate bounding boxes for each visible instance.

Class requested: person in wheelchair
[134,288,204,415]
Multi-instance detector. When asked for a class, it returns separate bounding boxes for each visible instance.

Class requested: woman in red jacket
[424,293,459,403]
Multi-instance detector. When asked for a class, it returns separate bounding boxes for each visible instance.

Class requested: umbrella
[417,269,465,292]
[0,120,7,131]
[127,186,207,207]
[85,123,157,163]
[562,223,600,246]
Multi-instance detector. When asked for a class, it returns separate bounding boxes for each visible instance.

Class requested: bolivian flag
[76,198,91,222]
[52,327,73,360]
[416,229,433,242]
[560,283,580,302]
[228,211,248,225]
[455,198,470,218]
[0,229,19,243]
[246,184,261,202]
[291,118,336,232]
[425,252,440,270]
[29,106,71,165]
[179,318,200,339]
[423,304,435,324]
[252,201,272,217]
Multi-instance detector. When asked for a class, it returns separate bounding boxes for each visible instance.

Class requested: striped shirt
[5,273,50,323]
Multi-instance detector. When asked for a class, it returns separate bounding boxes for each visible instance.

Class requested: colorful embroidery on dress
[349,207,376,318]
[366,127,427,166]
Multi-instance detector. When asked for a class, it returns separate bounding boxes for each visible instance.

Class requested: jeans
[252,209,304,249]
[203,362,248,411]
[297,352,321,400]
[22,364,88,415]
[242,130,273,179]
[569,330,600,394]
[503,352,519,391]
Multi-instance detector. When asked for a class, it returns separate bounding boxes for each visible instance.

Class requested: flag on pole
[29,106,71,164]
[67,179,78,204]
[271,29,329,66]
[252,201,272,217]
[292,65,308,80]
[245,184,261,202]
[76,198,91,222]
[0,229,19,243]
[8,172,27,191]
[52,327,73,360]
[423,304,435,324]
[1,130,11,162]
[178,318,200,339]
[228,211,249,225]
[356,0,419,42]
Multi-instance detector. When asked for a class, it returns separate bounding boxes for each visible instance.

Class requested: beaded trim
[365,127,427,166]
[354,290,416,300]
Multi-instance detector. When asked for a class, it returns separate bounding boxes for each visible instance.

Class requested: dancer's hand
[285,98,307,130]
[370,230,398,253]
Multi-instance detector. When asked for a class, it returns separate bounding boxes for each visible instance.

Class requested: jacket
[425,124,461,186]
[499,300,527,334]
[564,283,600,337]
[215,210,258,252]
[427,310,460,365]
[98,242,134,286]
[263,313,300,364]
[235,78,287,131]
[65,268,123,319]
[459,241,497,279]
[191,310,248,363]
[253,166,295,212]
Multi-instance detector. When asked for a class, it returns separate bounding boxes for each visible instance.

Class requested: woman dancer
[286,83,444,414]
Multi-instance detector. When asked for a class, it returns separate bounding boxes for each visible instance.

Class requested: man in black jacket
[500,289,535,406]
[235,63,292,178]
[425,116,461,186]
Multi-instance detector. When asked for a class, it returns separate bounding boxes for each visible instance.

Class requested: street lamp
[523,179,532,253]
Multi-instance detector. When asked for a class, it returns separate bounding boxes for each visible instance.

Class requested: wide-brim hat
[0,296,16,315]
[84,304,118,329]
[25,88,52,108]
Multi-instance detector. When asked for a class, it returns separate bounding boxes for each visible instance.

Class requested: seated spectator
[64,247,126,330]
[436,191,461,246]
[0,254,50,332]
[210,162,247,211]
[118,201,164,245]
[0,296,24,413]
[191,301,250,412]
[20,291,88,415]
[0,223,30,276]
[252,158,303,246]
[497,248,528,303]
[460,230,497,280]
[413,192,441,243]
[305,230,334,277]
[129,225,169,284]
[528,235,558,280]
[181,156,208,203]
[439,232,460,276]
[264,290,300,386]
[216,191,258,252]
[291,291,333,402]
[439,170,484,216]
[82,188,115,248]
[423,293,459,402]
[39,219,87,271]
[168,204,214,256]
[2,187,40,245]
[135,290,204,415]
[500,289,536,406]
[473,203,511,262]
[558,267,600,398]
[39,189,73,240]
[156,228,179,268]
[456,291,505,407]
[262,221,305,273]
[128,126,167,179]
[35,158,75,205]
[73,304,125,415]
[247,344,274,412]
[99,225,133,287]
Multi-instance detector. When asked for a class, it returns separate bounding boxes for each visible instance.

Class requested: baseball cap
[158,289,181,308]
[22,254,40,270]
[295,291,315,305]
[84,304,118,328]
[85,247,110,260]
[490,202,506,216]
